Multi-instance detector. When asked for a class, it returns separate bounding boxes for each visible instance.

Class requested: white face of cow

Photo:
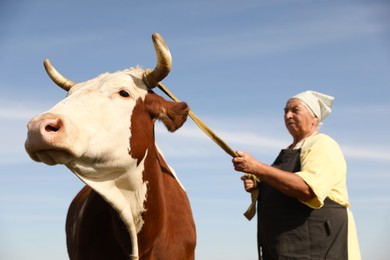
[25,69,148,178]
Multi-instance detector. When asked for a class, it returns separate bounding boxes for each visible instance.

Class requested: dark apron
[257,148,348,260]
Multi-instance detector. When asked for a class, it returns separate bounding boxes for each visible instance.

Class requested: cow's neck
[68,146,153,260]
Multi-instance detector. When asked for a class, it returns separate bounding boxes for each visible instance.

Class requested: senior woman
[232,91,360,259]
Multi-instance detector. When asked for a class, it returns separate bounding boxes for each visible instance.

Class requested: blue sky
[1,0,389,259]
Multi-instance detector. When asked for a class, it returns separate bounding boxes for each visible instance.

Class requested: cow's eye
[119,90,130,98]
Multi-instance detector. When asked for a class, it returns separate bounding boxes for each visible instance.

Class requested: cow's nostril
[45,125,60,132]
[43,118,62,132]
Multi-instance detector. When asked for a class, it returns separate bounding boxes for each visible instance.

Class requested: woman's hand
[240,175,257,192]
[232,150,262,174]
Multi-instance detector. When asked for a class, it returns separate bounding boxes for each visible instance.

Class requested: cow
[25,33,196,260]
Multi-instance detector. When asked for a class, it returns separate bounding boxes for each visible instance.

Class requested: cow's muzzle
[25,113,80,165]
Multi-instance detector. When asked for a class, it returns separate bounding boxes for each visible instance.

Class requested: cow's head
[25,33,189,176]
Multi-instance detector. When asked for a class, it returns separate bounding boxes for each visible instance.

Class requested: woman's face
[284,99,319,140]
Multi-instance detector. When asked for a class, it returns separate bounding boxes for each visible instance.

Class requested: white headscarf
[292,90,334,122]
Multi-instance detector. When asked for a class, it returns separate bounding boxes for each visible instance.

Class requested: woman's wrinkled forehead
[285,98,315,117]
[285,98,305,109]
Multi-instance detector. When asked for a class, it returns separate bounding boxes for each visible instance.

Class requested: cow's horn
[143,33,172,89]
[44,59,76,91]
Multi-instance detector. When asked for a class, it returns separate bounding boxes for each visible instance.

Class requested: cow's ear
[145,93,189,132]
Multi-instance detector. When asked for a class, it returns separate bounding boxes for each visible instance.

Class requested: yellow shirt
[294,133,361,260]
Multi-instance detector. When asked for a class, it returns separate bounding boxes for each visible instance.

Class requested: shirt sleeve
[295,134,347,209]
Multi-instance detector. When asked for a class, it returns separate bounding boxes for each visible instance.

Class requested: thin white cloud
[157,120,390,163]
[0,107,41,120]
[2,99,389,165]
[175,1,389,59]
[0,32,106,53]
[353,197,390,209]
[337,104,390,117]
[342,146,390,162]
[0,97,50,120]
[0,101,46,164]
